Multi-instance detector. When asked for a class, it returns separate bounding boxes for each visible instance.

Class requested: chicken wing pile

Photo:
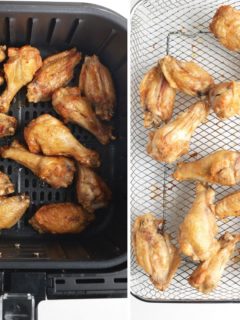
[133,4,240,294]
[0,45,116,233]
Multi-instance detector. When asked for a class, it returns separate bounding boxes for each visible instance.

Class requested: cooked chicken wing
[1,140,75,188]
[27,48,81,103]
[0,171,14,196]
[29,203,95,234]
[147,100,209,163]
[179,183,219,261]
[210,5,240,51]
[173,150,240,186]
[0,45,6,62]
[52,87,114,145]
[79,55,116,121]
[0,194,30,229]
[209,81,240,119]
[189,233,240,293]
[215,190,240,219]
[139,65,176,128]
[132,213,181,291]
[160,56,214,96]
[0,113,17,138]
[0,45,42,113]
[24,114,100,168]
[76,165,111,213]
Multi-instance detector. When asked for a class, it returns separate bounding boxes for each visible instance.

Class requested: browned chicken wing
[27,48,81,103]
[24,114,100,168]
[0,171,14,196]
[1,140,75,188]
[147,100,209,163]
[139,65,176,127]
[173,150,240,186]
[0,113,17,138]
[52,87,114,145]
[210,5,240,51]
[215,190,240,219]
[160,56,214,96]
[0,45,42,113]
[29,203,95,234]
[76,165,111,213]
[0,45,6,62]
[132,213,181,291]
[79,55,116,121]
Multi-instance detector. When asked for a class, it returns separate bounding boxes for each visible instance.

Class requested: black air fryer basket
[0,1,127,315]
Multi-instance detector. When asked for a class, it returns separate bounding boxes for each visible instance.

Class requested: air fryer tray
[131,0,240,302]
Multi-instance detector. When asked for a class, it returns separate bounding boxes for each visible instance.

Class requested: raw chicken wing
[215,190,240,219]
[0,113,17,138]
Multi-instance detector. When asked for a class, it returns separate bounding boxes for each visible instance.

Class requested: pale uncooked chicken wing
[215,190,240,219]
[0,113,17,138]
[0,171,14,196]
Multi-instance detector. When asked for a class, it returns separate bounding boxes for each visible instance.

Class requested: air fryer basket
[131,0,240,302]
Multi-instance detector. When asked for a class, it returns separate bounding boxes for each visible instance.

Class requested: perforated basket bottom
[131,0,240,301]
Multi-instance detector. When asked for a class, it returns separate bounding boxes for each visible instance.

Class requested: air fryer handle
[1,293,35,320]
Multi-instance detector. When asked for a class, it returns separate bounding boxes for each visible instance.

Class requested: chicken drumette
[132,213,181,291]
[24,114,100,168]
[52,87,114,145]
[215,190,240,219]
[147,100,209,163]
[0,113,17,138]
[0,171,14,196]
[27,48,81,102]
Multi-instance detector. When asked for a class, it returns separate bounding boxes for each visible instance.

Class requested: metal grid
[131,0,240,301]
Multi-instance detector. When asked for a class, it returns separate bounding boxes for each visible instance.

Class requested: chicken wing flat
[173,150,240,186]
[0,194,30,229]
[27,48,81,103]
[1,140,75,188]
[147,100,209,163]
[0,45,42,113]
[79,55,116,121]
[0,113,17,138]
[210,5,240,51]
[209,81,240,119]
[52,87,114,145]
[76,165,111,213]
[0,171,14,196]
[160,56,214,96]
[132,213,181,291]
[215,190,240,219]
[139,65,176,128]
[24,114,100,168]
[179,183,219,261]
[29,203,95,234]
[189,233,240,293]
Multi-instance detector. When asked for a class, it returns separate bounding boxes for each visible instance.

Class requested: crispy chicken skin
[52,87,114,145]
[76,165,111,213]
[0,171,14,196]
[132,213,181,291]
[0,45,42,113]
[189,233,240,293]
[210,5,240,51]
[173,150,240,186]
[179,183,219,262]
[27,48,81,103]
[209,81,240,119]
[1,140,75,188]
[139,65,176,128]
[0,194,30,229]
[0,113,17,138]
[29,203,95,234]
[24,114,100,168]
[79,55,116,121]
[215,190,240,219]
[160,56,214,96]
[147,100,209,163]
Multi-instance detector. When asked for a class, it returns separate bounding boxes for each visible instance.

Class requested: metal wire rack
[131,0,240,301]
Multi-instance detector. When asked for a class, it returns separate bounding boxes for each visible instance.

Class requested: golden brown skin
[27,48,81,103]
[210,5,240,51]
[1,140,75,189]
[0,171,14,196]
[189,233,240,293]
[79,55,116,121]
[215,190,240,219]
[76,165,111,213]
[209,81,240,119]
[139,65,176,127]
[0,113,17,138]
[132,213,181,291]
[29,203,95,234]
[0,45,6,62]
[0,194,30,229]
[0,45,42,113]
[147,100,209,163]
[179,183,219,262]
[52,87,114,145]
[24,114,100,168]
[160,56,214,96]
[173,150,240,186]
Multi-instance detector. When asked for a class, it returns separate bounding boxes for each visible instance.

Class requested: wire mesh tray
[130,0,240,302]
